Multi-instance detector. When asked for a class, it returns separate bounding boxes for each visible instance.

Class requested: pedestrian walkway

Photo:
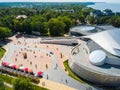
[0,36,98,90]
[4,82,13,88]
[38,78,75,90]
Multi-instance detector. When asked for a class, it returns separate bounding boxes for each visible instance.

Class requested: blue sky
[0,0,120,3]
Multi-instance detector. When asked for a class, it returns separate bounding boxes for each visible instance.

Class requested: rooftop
[69,25,116,36]
[73,42,120,76]
[70,26,97,35]
[16,15,27,19]
[87,28,120,57]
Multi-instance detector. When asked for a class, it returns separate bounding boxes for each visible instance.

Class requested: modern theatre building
[69,28,120,86]
[69,25,115,36]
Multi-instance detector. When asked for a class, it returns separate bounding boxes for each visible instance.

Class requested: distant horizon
[0,2,119,4]
[0,1,103,2]
[0,1,102,3]
[0,0,120,4]
[0,0,120,3]
[0,1,101,2]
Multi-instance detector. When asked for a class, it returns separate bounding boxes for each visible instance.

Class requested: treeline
[87,15,120,27]
[0,4,120,38]
[0,5,93,36]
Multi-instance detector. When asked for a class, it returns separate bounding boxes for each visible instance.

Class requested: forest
[0,2,120,38]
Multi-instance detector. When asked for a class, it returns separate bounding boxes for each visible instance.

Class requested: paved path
[4,82,13,88]
[43,51,98,90]
[1,40,99,90]
[38,78,75,90]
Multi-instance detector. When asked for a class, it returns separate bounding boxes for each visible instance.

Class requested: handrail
[71,41,82,55]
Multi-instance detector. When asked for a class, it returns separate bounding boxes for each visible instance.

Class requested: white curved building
[69,25,116,36]
[87,28,120,57]
[69,28,120,86]
[69,26,96,36]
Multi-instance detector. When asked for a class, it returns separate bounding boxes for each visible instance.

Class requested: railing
[71,44,81,55]
[41,36,80,40]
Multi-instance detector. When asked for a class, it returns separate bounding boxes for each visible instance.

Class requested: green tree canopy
[58,16,73,33]
[0,78,5,90]
[13,19,23,32]
[107,15,120,27]
[13,78,33,90]
[86,15,97,25]
[30,15,48,35]
[0,27,12,40]
[48,18,66,36]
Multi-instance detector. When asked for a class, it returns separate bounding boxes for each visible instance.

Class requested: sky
[0,0,120,3]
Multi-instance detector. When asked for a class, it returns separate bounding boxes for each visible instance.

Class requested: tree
[43,9,57,21]
[13,78,33,90]
[42,22,48,35]
[0,27,12,40]
[48,18,65,36]
[2,15,14,30]
[30,15,48,35]
[0,78,5,90]
[86,15,97,25]
[22,19,32,34]
[107,15,120,27]
[58,16,73,33]
[13,20,23,32]
[78,14,86,24]
[97,16,111,24]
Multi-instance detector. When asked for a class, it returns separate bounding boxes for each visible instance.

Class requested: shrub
[13,77,34,90]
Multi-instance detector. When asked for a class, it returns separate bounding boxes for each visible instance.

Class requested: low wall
[41,39,79,45]
[69,61,120,86]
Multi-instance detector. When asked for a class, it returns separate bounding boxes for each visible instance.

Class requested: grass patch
[63,60,87,84]
[0,74,48,90]
[0,74,13,84]
[0,48,5,59]
[5,86,13,90]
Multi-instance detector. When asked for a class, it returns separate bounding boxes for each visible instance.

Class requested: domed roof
[81,26,95,31]
[89,50,106,66]
[71,26,95,32]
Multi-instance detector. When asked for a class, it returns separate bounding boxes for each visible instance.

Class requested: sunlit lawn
[63,60,87,84]
[0,48,5,59]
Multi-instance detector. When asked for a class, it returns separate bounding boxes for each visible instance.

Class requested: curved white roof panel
[71,26,95,32]
[81,26,95,31]
[87,28,120,57]
[89,50,106,66]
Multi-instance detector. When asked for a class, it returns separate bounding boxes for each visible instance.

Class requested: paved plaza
[1,34,98,90]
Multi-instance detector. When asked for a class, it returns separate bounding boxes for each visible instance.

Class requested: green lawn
[0,48,5,59]
[63,60,87,84]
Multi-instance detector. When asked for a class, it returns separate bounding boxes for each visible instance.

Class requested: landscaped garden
[63,60,87,84]
[0,74,48,90]
[0,48,5,59]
